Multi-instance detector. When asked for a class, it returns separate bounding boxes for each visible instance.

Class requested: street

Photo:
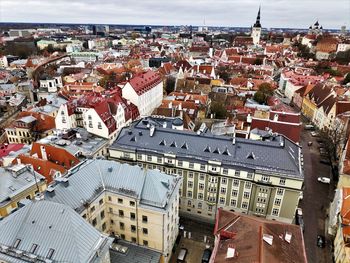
[300,125,334,263]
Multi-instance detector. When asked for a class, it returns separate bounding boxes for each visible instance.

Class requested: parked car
[311,131,319,137]
[305,124,315,130]
[177,248,188,262]
[318,177,330,184]
[317,235,325,248]
[201,249,212,263]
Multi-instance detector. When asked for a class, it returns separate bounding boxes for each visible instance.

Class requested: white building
[122,71,163,116]
[39,76,63,93]
[251,7,262,45]
[0,56,8,68]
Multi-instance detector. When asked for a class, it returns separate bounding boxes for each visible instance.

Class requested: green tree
[343,73,350,85]
[210,101,227,119]
[253,83,274,104]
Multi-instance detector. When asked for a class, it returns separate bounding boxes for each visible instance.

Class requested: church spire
[253,6,262,28]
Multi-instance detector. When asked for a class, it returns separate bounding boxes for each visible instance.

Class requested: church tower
[251,7,262,45]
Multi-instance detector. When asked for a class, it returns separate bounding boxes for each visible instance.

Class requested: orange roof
[341,187,350,236]
[15,111,55,132]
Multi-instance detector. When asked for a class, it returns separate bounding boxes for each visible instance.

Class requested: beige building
[46,159,181,263]
[109,117,304,224]
[0,164,47,219]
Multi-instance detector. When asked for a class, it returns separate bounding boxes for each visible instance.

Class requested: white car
[311,131,319,137]
[318,177,330,184]
[297,208,303,216]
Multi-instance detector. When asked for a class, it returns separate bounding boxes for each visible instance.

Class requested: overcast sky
[1,0,349,29]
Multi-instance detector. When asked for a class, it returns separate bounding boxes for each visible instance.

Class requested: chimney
[46,186,55,197]
[178,103,182,111]
[273,114,279,122]
[40,145,48,160]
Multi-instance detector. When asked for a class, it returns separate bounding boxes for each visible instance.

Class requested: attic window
[9,186,16,191]
[30,244,38,254]
[159,139,166,146]
[204,146,211,152]
[47,248,55,259]
[130,136,136,142]
[181,142,188,149]
[213,147,220,154]
[170,141,177,147]
[247,152,255,160]
[13,239,21,248]
[222,148,231,156]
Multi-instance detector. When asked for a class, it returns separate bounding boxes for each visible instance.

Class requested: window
[131,225,136,232]
[13,239,21,248]
[188,181,193,188]
[130,201,135,206]
[200,164,205,171]
[143,240,148,246]
[279,178,286,185]
[241,202,248,209]
[120,222,125,230]
[30,244,38,254]
[130,212,136,220]
[277,188,284,195]
[137,153,142,160]
[92,218,97,226]
[119,210,124,217]
[272,208,279,216]
[142,215,148,223]
[230,199,237,207]
[198,193,204,199]
[187,191,192,198]
[199,183,204,190]
[233,179,239,187]
[99,199,104,205]
[178,160,183,167]
[121,234,125,239]
[189,162,194,169]
[261,175,270,182]
[211,166,217,172]
[243,192,250,199]
[208,205,213,212]
[232,190,238,197]
[199,173,205,180]
[177,170,183,176]
[147,155,152,162]
[221,177,227,184]
[123,152,130,159]
[100,210,105,219]
[102,223,106,231]
[219,197,225,204]
[187,200,192,206]
[98,122,102,129]
[198,202,202,209]
[89,121,93,128]
[108,196,112,201]
[247,172,253,179]
[131,237,137,243]
[235,170,240,177]
[223,168,228,175]
[90,206,95,213]
[47,248,55,259]
[157,157,162,163]
[118,198,123,204]
[110,219,114,224]
[220,187,226,194]
[143,228,148,235]
[188,172,194,179]
[274,198,281,206]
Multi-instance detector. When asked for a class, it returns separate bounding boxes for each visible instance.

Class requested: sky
[0,0,349,29]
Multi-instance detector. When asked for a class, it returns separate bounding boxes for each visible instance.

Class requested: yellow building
[0,164,47,219]
[46,159,181,263]
[301,95,317,120]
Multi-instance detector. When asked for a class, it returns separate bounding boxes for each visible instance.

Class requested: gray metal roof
[110,239,161,263]
[0,200,112,263]
[0,165,45,206]
[110,118,303,179]
[46,159,180,213]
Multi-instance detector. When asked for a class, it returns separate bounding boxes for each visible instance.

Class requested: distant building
[46,159,182,263]
[0,164,47,219]
[210,209,307,263]
[0,200,112,262]
[251,7,262,45]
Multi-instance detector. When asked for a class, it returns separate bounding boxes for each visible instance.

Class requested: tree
[210,101,227,119]
[253,82,274,105]
[319,122,347,183]
[343,73,350,85]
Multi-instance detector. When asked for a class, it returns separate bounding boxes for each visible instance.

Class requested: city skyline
[1,0,349,29]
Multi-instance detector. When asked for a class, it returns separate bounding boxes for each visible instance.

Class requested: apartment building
[109,117,304,224]
[0,164,47,219]
[45,159,181,263]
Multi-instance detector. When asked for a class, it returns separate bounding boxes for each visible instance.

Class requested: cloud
[1,0,349,29]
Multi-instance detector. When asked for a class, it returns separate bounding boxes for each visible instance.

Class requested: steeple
[253,6,262,28]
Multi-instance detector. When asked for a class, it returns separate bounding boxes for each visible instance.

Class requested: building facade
[46,159,181,263]
[109,117,304,224]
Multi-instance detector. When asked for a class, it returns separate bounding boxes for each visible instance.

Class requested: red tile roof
[0,144,25,158]
[128,70,162,95]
